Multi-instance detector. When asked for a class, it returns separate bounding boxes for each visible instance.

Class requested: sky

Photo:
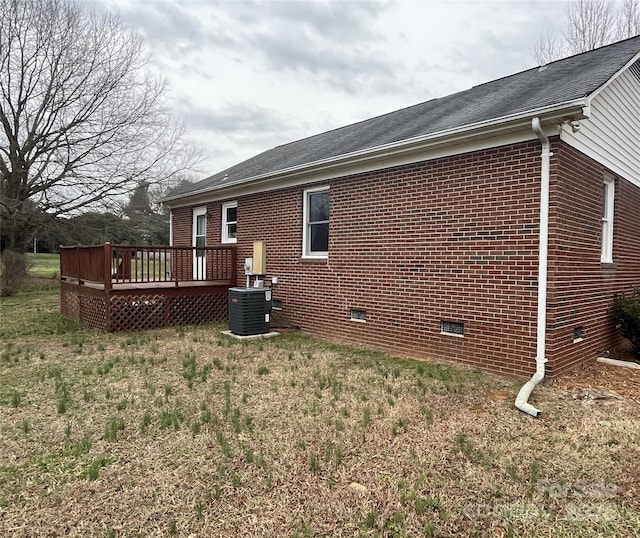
[101,0,572,179]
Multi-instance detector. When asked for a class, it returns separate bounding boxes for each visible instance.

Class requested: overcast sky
[102,0,571,178]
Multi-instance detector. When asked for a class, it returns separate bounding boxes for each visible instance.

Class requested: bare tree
[534,29,569,66]
[0,0,198,256]
[566,0,617,53]
[618,0,640,38]
[534,0,640,64]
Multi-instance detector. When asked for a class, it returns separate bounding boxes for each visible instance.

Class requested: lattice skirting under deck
[61,283,108,330]
[60,284,229,332]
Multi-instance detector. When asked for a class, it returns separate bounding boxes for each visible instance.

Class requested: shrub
[0,250,30,297]
[612,290,640,358]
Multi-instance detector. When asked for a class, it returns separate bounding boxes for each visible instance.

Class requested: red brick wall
[171,139,640,377]
[174,141,545,376]
[207,204,222,245]
[172,206,192,246]
[171,204,224,246]
[171,204,224,280]
[171,206,192,280]
[546,140,640,374]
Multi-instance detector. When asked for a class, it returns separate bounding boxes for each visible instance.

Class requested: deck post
[103,243,112,292]
[175,247,180,287]
[230,247,238,286]
[104,243,112,331]
[75,244,80,281]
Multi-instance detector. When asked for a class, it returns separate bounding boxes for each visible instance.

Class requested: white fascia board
[164,101,584,208]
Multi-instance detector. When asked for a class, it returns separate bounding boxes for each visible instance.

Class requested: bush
[612,290,640,359]
[0,250,30,297]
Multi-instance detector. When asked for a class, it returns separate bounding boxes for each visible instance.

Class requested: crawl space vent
[350,309,367,321]
[441,320,464,335]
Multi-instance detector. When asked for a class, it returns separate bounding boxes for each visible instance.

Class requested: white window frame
[192,206,207,280]
[169,209,173,246]
[601,176,615,263]
[221,201,238,244]
[302,186,330,259]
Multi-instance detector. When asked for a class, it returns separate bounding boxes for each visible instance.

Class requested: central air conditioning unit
[228,287,272,336]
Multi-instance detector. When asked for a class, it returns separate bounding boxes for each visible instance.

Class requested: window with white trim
[302,186,329,258]
[222,201,237,244]
[192,207,207,280]
[193,207,207,248]
[601,177,615,263]
[169,210,173,246]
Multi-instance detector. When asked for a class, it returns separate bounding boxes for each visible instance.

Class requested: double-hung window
[222,201,237,244]
[601,177,615,263]
[303,186,329,258]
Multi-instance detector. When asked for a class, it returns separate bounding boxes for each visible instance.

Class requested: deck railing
[60,243,237,288]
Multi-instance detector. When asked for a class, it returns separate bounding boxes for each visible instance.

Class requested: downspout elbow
[531,116,549,151]
[514,372,544,418]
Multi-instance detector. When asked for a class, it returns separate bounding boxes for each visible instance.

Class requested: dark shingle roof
[171,36,640,199]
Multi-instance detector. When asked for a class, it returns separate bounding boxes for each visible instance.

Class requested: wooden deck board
[112,280,231,290]
[63,279,232,291]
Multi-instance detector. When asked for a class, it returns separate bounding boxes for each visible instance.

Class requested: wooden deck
[59,244,237,332]
[68,279,232,291]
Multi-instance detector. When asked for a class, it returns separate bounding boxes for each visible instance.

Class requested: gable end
[560,61,640,188]
[630,58,640,82]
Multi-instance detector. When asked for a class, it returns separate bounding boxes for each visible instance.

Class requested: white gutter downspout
[515,117,551,418]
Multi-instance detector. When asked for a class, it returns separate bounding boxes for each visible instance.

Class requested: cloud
[99,0,574,176]
[265,0,384,41]
[112,1,403,95]
[250,4,408,95]
[196,1,404,95]
[116,1,208,49]
[180,102,292,139]
[249,29,397,93]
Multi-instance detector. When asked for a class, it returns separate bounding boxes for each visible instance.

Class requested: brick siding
[171,206,192,246]
[546,140,640,374]
[171,139,640,378]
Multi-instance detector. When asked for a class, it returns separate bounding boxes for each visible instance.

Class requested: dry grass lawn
[0,281,639,537]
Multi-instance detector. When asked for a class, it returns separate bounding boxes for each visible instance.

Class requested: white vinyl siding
[561,62,640,188]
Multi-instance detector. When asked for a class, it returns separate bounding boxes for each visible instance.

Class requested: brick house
[164,37,640,414]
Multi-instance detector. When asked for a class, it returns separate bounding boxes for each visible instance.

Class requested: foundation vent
[441,320,464,336]
[573,327,584,342]
[350,309,367,322]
